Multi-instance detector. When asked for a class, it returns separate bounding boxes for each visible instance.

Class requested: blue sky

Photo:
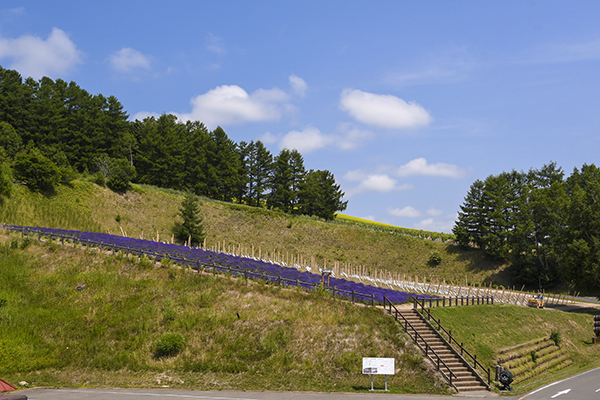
[1,1,599,232]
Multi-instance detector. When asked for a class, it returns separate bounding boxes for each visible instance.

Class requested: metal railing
[7,225,380,306]
[413,297,491,389]
[383,296,458,391]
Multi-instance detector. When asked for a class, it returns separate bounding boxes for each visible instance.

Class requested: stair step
[397,311,488,393]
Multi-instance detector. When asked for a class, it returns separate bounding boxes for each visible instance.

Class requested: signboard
[362,357,395,375]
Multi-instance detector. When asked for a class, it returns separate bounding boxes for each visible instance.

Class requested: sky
[1,1,599,233]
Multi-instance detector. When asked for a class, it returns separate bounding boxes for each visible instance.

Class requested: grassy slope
[1,182,599,393]
[428,304,600,394]
[0,234,444,393]
[0,181,509,286]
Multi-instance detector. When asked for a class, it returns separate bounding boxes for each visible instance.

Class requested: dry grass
[0,180,508,286]
[0,233,447,393]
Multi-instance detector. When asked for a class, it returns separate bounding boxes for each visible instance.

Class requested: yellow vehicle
[527,293,545,308]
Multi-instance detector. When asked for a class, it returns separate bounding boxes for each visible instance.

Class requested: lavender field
[5,224,432,305]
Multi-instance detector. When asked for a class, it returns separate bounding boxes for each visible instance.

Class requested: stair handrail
[413,297,491,388]
[383,296,458,391]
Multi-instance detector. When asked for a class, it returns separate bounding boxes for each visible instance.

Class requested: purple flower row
[6,225,433,305]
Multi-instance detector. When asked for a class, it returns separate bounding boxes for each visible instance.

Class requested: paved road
[516,367,600,400]
[12,388,499,400]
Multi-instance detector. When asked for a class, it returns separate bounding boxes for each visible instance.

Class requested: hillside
[0,231,444,393]
[0,180,509,287]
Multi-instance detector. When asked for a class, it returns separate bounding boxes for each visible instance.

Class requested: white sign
[362,357,395,375]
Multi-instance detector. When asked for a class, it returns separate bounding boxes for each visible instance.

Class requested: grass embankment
[0,233,446,393]
[428,304,600,394]
[0,180,508,286]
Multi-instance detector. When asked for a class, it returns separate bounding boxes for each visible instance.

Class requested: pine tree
[172,191,206,246]
[297,169,347,221]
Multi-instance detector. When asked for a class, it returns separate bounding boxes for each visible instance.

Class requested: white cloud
[396,158,466,178]
[344,170,412,197]
[289,74,307,97]
[206,33,226,54]
[517,38,600,65]
[388,206,422,218]
[260,131,279,144]
[0,27,82,79]
[415,213,457,234]
[131,110,161,121]
[385,46,477,87]
[335,123,374,150]
[109,47,151,73]
[427,208,443,217]
[280,126,332,153]
[176,85,291,128]
[339,89,432,129]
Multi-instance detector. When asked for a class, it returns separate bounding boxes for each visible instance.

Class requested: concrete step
[397,311,488,393]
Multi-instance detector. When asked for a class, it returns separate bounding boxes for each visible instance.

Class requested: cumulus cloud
[396,158,466,178]
[339,89,432,129]
[343,170,412,197]
[0,27,82,79]
[289,74,307,97]
[279,126,332,153]
[131,111,161,121]
[109,47,151,73]
[388,206,422,218]
[176,84,291,128]
[415,213,457,234]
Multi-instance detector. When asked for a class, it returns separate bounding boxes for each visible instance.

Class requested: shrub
[154,332,185,358]
[428,250,443,266]
[550,330,562,346]
[530,349,538,363]
[13,147,61,192]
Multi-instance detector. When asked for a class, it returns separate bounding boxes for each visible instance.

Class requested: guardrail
[420,296,494,308]
[383,296,458,391]
[413,297,491,389]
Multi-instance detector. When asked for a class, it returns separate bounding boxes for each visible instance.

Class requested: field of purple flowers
[5,224,432,305]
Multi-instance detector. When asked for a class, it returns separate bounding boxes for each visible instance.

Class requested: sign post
[362,357,395,391]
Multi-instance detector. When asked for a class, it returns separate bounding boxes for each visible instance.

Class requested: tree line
[453,162,600,294]
[0,65,347,220]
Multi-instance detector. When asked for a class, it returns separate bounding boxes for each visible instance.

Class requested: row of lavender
[4,224,432,305]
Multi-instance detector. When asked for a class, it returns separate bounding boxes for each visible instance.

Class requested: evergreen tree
[558,164,600,294]
[269,148,305,212]
[246,140,273,207]
[0,121,22,158]
[297,169,347,221]
[453,179,487,248]
[172,191,206,246]
[211,126,241,202]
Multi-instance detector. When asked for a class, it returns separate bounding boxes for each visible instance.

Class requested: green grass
[427,304,600,394]
[0,233,447,393]
[0,180,509,287]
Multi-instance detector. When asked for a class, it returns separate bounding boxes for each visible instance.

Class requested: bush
[154,332,185,357]
[550,330,562,346]
[13,147,61,192]
[428,250,443,266]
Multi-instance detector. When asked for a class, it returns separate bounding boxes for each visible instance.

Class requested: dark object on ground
[0,393,28,400]
[499,369,513,391]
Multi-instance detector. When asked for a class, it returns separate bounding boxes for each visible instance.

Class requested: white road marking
[551,389,571,398]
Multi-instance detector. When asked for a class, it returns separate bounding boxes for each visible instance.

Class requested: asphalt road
[10,368,600,400]
[10,388,499,400]
[516,367,600,400]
